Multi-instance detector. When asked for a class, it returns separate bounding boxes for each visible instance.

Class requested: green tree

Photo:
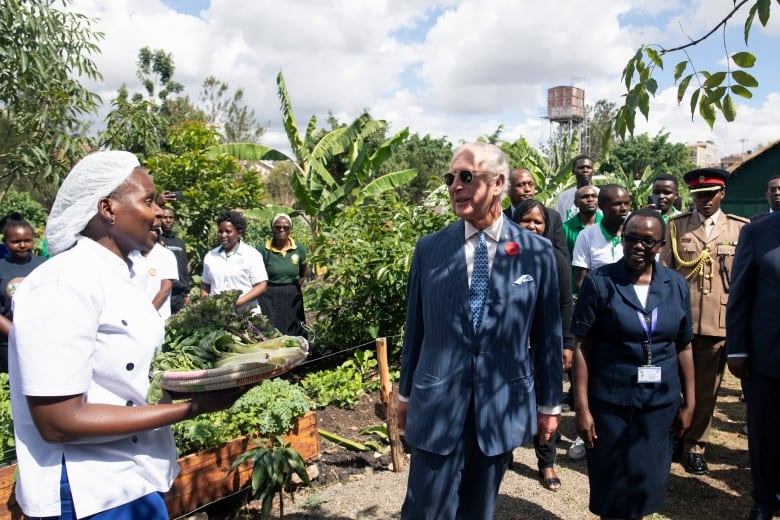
[100,85,167,157]
[265,161,297,207]
[585,99,618,163]
[136,46,184,107]
[144,122,266,274]
[208,71,417,240]
[613,0,771,139]
[0,0,103,192]
[499,133,582,207]
[199,76,266,143]
[99,47,204,158]
[602,132,691,180]
[391,133,453,203]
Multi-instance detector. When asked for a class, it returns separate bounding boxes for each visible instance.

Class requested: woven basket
[157,338,309,392]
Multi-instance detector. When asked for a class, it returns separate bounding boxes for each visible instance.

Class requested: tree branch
[661,0,751,54]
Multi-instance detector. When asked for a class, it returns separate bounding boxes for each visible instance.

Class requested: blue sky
[73,0,780,158]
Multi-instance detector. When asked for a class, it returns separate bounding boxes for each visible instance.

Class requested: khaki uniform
[659,210,749,454]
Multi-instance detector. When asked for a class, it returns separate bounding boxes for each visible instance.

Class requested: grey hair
[451,142,510,199]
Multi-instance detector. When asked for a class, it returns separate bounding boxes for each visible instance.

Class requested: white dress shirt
[8,236,177,518]
[201,241,268,312]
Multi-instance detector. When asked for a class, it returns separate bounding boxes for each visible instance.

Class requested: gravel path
[277,373,752,520]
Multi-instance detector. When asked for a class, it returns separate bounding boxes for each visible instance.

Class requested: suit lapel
[612,263,645,312]
[441,221,473,329]
[610,260,670,314]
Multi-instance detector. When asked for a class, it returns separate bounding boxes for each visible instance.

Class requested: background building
[686,140,720,168]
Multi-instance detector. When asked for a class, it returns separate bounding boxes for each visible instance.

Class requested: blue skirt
[585,396,678,518]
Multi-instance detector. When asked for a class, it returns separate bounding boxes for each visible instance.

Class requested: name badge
[637,365,662,383]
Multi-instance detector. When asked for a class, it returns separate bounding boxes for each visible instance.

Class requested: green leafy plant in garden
[232,435,311,519]
[171,378,311,456]
[301,363,365,409]
[0,374,14,465]
[309,191,454,354]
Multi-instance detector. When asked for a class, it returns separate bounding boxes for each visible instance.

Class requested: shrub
[309,190,453,355]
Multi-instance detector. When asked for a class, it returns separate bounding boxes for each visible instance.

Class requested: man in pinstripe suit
[397,142,563,519]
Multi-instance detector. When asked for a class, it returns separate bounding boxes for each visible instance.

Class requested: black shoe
[683,453,709,475]
[747,504,773,520]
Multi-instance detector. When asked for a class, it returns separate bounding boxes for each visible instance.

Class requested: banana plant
[504,132,582,207]
[208,71,417,240]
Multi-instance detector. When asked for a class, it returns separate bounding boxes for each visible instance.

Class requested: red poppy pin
[504,241,520,256]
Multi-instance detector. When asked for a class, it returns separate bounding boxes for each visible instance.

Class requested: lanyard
[636,307,658,365]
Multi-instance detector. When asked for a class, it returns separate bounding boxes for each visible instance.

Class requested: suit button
[131,435,138,443]
[126,400,134,406]
[126,363,134,371]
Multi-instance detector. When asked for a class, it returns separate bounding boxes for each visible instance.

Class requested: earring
[109,216,116,225]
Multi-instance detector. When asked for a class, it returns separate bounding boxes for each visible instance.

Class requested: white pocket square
[513,274,534,285]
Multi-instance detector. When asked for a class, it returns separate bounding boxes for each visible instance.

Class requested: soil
[196,372,752,520]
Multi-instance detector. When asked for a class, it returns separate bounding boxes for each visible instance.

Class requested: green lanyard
[599,222,621,260]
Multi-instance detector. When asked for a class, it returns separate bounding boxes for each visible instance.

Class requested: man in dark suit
[504,168,569,260]
[397,143,563,519]
[726,212,780,520]
[749,176,780,222]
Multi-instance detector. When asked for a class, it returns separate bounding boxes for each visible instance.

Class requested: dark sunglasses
[443,169,490,186]
[623,234,663,248]
[273,225,291,231]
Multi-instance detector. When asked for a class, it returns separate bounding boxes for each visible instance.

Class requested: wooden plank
[0,412,319,520]
[166,411,319,517]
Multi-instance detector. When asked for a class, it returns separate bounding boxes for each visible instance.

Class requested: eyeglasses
[443,170,490,186]
[623,234,663,248]
[273,226,291,232]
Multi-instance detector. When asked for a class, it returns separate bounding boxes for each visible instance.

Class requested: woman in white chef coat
[8,151,243,519]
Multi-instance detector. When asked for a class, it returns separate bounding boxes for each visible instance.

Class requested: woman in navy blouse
[571,208,695,519]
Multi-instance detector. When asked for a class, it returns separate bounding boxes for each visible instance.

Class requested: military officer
[659,167,749,475]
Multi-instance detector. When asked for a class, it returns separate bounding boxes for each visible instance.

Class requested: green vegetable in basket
[214,344,305,368]
[149,290,307,377]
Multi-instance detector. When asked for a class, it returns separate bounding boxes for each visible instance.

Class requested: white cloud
[66,0,780,157]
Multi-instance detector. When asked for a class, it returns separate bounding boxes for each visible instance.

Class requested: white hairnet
[45,151,140,256]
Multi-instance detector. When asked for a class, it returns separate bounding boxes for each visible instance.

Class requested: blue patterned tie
[469,231,489,332]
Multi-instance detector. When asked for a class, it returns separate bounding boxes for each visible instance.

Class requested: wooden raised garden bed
[0,411,319,520]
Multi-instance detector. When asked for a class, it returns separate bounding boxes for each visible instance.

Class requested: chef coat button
[126,363,134,371]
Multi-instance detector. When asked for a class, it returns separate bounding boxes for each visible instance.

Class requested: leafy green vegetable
[171,378,312,455]
[151,290,284,372]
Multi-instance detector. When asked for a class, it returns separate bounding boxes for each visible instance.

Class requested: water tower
[546,85,587,155]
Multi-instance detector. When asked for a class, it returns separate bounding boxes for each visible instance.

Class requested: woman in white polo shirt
[200,209,268,312]
[8,151,244,519]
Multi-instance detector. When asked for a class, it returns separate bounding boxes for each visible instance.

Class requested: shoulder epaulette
[669,211,693,221]
[726,214,750,224]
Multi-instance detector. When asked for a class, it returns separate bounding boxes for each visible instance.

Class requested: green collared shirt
[563,212,603,260]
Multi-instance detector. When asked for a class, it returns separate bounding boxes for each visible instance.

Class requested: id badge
[637,365,662,383]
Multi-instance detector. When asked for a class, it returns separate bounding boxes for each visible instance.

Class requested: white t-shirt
[8,236,177,518]
[132,243,179,319]
[201,241,268,311]
[571,223,623,270]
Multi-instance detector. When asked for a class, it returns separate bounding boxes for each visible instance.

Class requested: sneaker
[568,436,586,460]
